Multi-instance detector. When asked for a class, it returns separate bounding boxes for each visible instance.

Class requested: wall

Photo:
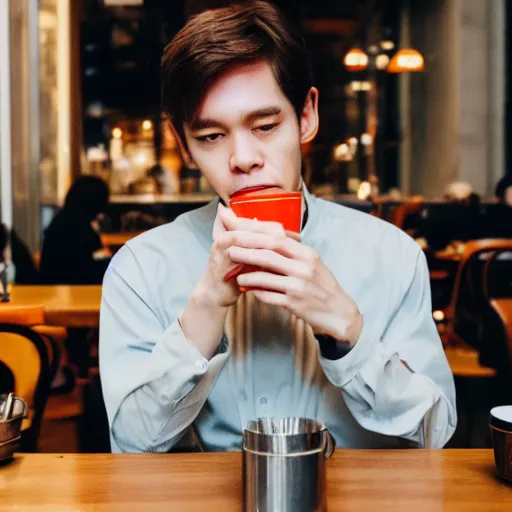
[401,0,505,198]
[9,0,40,251]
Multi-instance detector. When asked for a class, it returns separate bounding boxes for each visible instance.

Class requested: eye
[255,123,279,134]
[196,133,224,143]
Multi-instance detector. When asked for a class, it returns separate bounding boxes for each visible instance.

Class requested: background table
[6,285,102,327]
[0,450,509,511]
[444,345,496,378]
[101,232,143,248]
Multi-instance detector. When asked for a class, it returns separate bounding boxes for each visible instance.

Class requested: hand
[193,203,298,309]
[192,203,241,309]
[224,219,363,346]
[180,204,300,359]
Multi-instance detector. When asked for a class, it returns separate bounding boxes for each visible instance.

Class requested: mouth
[230,185,282,198]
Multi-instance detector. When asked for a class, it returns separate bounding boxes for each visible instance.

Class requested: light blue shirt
[99,188,457,453]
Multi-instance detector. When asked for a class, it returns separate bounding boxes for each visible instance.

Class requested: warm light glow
[376,54,390,70]
[344,48,368,71]
[134,152,147,166]
[57,0,71,204]
[357,181,372,200]
[433,310,445,322]
[361,133,373,146]
[388,49,425,73]
[142,119,153,131]
[351,81,362,92]
[348,137,358,146]
[381,40,395,51]
[360,81,372,91]
[334,143,350,161]
[39,10,57,30]
[112,127,123,139]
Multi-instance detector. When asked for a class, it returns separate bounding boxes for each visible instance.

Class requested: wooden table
[101,232,143,248]
[4,285,102,327]
[444,345,497,378]
[0,450,509,511]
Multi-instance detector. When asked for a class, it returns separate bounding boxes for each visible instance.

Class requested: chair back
[480,246,512,375]
[387,197,424,230]
[446,240,512,359]
[0,323,59,451]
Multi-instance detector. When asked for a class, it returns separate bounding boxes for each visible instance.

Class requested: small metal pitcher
[0,394,27,461]
[242,417,336,512]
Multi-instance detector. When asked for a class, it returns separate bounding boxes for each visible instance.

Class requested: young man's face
[181,61,319,203]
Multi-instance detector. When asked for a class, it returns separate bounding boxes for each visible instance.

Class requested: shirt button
[260,397,268,405]
[194,360,208,372]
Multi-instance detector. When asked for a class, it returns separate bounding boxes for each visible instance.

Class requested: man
[100,1,456,453]
[483,175,512,239]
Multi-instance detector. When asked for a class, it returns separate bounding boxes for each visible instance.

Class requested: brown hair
[161,1,313,146]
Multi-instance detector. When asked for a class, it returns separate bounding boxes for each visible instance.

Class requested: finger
[228,246,311,279]
[214,229,238,249]
[237,271,304,295]
[285,230,302,242]
[223,263,245,283]
[229,231,310,260]
[213,203,230,241]
[252,289,290,308]
[219,208,286,237]
[218,207,301,241]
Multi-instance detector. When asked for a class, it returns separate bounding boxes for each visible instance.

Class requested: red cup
[229,191,302,232]
[224,189,302,291]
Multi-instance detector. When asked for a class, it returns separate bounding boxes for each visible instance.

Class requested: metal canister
[242,417,335,512]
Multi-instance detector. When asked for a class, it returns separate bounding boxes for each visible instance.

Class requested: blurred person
[482,175,512,238]
[496,175,512,206]
[419,189,484,251]
[39,175,111,285]
[100,1,456,453]
[39,176,110,383]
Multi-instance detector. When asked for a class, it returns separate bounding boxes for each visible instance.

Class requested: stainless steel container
[0,394,27,461]
[242,418,335,512]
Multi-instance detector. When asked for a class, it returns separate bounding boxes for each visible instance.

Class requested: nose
[229,132,263,174]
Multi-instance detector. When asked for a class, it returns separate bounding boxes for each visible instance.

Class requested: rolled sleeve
[316,249,457,448]
[317,319,377,388]
[100,246,230,453]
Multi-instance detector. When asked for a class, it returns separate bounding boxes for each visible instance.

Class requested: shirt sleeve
[317,250,457,448]
[99,246,230,453]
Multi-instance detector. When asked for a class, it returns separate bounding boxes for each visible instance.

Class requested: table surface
[5,285,102,327]
[101,232,143,247]
[444,345,497,378]
[0,450,509,511]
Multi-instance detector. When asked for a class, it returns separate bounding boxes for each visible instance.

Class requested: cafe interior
[1,0,512,509]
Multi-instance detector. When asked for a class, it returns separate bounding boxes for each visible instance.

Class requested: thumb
[212,203,228,241]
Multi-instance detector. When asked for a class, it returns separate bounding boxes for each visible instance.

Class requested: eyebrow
[189,106,282,131]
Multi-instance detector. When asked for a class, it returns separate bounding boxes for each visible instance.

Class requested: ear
[299,87,319,145]
[168,120,197,168]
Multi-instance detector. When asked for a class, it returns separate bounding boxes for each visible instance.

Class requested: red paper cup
[225,190,302,291]
[229,192,302,232]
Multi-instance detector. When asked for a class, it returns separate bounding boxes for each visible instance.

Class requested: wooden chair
[441,241,512,447]
[0,302,68,358]
[444,240,512,343]
[387,197,424,231]
[0,321,60,451]
[479,246,512,386]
